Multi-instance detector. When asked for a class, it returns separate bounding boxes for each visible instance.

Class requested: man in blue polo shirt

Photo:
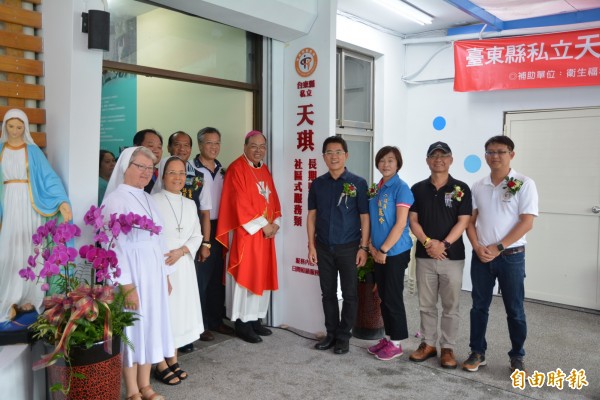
[409,141,472,369]
[307,136,370,355]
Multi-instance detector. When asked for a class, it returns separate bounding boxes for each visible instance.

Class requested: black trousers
[196,219,226,330]
[374,250,410,341]
[316,241,358,341]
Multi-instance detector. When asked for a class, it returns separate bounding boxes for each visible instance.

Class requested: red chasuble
[216,155,282,295]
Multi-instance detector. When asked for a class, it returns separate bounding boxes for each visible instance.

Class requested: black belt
[503,246,525,256]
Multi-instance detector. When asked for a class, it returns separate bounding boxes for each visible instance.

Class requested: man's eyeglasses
[485,150,511,156]
[248,145,267,151]
[427,154,451,159]
[323,150,346,157]
[130,162,154,172]
[165,171,186,177]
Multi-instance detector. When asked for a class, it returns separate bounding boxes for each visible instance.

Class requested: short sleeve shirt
[182,160,212,212]
[194,155,224,220]
[369,174,414,256]
[471,169,538,248]
[308,168,369,246]
[410,175,472,260]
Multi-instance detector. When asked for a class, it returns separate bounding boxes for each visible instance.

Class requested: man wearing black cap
[408,141,472,368]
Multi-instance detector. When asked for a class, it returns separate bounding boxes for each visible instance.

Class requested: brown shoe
[200,330,215,341]
[409,342,437,362]
[440,348,457,369]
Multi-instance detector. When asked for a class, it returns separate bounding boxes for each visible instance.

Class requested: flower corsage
[338,182,357,207]
[503,176,523,196]
[367,183,378,199]
[192,176,204,191]
[444,185,464,207]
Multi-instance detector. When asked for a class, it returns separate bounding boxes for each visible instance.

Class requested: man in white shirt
[463,136,538,375]
[193,127,234,339]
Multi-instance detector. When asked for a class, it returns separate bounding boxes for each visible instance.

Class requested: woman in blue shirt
[367,146,414,361]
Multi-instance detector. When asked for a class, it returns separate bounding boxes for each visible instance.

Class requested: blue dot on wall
[464,155,481,173]
[433,116,446,131]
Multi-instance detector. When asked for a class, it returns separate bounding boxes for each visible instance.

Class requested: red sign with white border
[454,28,600,92]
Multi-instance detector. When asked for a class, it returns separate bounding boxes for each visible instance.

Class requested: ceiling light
[373,0,433,25]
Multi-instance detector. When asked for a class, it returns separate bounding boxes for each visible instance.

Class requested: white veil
[1,108,35,144]
[103,146,138,199]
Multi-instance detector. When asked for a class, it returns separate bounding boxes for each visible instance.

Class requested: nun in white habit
[152,156,204,384]
[102,146,173,400]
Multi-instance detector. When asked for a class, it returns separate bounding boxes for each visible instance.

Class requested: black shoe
[215,323,235,335]
[510,357,529,376]
[251,319,272,336]
[178,343,194,353]
[334,340,349,354]
[235,320,262,343]
[314,335,336,350]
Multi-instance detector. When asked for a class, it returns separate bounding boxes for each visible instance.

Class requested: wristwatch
[201,241,212,249]
[496,243,505,253]
[443,240,451,250]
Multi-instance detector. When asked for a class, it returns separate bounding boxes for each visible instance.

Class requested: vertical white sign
[272,0,336,334]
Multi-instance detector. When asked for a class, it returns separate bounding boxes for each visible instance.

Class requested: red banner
[454,28,600,92]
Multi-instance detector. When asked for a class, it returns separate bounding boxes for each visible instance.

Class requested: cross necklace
[164,193,183,235]
[129,191,153,219]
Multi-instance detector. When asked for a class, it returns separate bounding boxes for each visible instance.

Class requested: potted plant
[19,205,160,399]
[353,255,385,340]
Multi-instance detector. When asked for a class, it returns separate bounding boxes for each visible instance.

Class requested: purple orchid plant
[17,205,161,385]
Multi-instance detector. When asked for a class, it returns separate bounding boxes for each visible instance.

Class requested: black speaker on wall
[82,10,110,51]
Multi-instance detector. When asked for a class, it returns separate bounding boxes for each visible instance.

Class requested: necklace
[129,192,153,219]
[164,193,183,234]
[246,162,271,202]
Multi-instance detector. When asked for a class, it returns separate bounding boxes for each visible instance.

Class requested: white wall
[336,15,407,183]
[402,41,600,289]
[41,0,104,230]
[337,20,600,290]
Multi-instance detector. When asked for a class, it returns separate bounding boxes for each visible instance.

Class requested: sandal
[126,393,142,400]
[153,364,181,386]
[168,362,187,380]
[140,385,165,400]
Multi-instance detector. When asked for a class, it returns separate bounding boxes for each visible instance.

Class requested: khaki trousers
[416,258,464,350]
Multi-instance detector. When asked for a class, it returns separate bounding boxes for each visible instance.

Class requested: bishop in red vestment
[216,131,282,343]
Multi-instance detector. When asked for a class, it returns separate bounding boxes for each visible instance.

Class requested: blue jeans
[469,250,527,359]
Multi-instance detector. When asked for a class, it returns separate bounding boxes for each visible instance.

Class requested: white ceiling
[337,0,600,37]
[108,0,600,38]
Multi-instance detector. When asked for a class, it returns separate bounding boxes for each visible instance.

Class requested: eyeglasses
[427,154,451,159]
[248,145,267,151]
[323,150,346,157]
[485,150,511,156]
[130,162,154,172]
[165,171,186,177]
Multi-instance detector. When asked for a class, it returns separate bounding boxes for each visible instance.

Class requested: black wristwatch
[380,248,388,255]
[496,243,505,253]
[443,240,451,250]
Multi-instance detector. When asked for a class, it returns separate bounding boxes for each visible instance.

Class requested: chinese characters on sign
[292,48,319,276]
[510,368,589,391]
[292,257,320,276]
[454,28,600,91]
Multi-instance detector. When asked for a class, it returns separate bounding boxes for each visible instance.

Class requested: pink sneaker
[375,342,404,361]
[367,338,389,355]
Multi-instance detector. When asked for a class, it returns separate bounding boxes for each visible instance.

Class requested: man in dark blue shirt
[307,136,370,355]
